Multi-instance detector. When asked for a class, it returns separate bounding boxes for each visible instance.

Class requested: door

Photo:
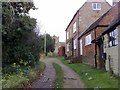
[97,39,105,69]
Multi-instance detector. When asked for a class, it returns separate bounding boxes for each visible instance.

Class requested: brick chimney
[113,0,120,6]
[87,0,106,2]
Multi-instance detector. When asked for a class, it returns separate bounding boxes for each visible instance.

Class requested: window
[74,39,77,49]
[85,34,92,46]
[73,22,76,33]
[69,28,72,38]
[103,36,106,48]
[80,39,83,55]
[67,43,69,52]
[92,3,101,10]
[109,28,118,47]
[67,31,69,39]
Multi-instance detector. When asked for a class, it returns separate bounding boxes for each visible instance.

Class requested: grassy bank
[58,57,119,88]
[52,63,64,88]
[2,61,45,88]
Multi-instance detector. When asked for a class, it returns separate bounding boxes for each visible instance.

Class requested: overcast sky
[29,0,112,42]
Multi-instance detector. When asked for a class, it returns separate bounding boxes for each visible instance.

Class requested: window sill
[93,9,101,11]
[108,45,118,47]
[73,31,76,34]
[85,43,92,46]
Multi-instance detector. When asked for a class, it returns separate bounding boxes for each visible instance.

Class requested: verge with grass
[2,61,45,88]
[58,57,119,88]
[52,63,64,88]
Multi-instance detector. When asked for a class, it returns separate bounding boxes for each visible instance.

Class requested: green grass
[52,63,64,88]
[2,61,45,88]
[58,57,119,88]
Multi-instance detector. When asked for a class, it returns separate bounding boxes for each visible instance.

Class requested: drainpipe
[94,28,97,68]
[70,38,73,63]
[78,10,80,56]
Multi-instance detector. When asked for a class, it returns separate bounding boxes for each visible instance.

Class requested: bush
[2,62,45,88]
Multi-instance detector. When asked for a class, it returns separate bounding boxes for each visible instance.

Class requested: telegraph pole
[44,31,47,56]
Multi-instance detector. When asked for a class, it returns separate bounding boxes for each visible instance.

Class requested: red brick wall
[58,46,65,56]
[80,31,95,66]
[80,3,119,67]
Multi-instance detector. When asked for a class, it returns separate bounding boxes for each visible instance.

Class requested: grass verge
[58,57,119,88]
[52,63,64,88]
[2,61,45,88]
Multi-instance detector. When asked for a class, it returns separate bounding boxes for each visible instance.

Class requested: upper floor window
[92,3,101,10]
[67,31,69,39]
[73,22,76,33]
[73,39,77,49]
[67,43,69,52]
[109,28,118,47]
[85,34,92,46]
[69,28,72,38]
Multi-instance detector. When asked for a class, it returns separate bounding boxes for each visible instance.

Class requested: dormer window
[92,3,101,10]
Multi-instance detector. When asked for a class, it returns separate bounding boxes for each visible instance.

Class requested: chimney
[87,0,106,2]
[113,0,120,6]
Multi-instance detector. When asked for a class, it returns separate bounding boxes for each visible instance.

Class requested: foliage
[2,2,41,74]
[59,57,119,88]
[39,34,54,53]
[52,63,64,88]
[2,61,45,88]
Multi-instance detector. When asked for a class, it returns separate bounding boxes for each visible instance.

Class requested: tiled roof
[102,2,120,35]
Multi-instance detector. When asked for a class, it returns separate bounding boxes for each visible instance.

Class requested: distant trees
[39,34,54,54]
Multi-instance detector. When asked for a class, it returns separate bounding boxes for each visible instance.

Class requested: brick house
[78,1,119,68]
[101,2,120,75]
[102,16,120,76]
[65,0,111,62]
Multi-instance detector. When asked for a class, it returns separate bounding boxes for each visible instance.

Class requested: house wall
[81,30,95,66]
[104,26,119,76]
[98,4,118,26]
[78,1,111,34]
[65,11,79,58]
[95,3,119,70]
[58,46,65,56]
[77,1,111,59]
[118,25,120,76]
[79,2,119,68]
[65,0,111,62]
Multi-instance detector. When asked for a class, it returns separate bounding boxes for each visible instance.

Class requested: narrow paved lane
[28,58,56,88]
[28,57,85,88]
[52,58,85,88]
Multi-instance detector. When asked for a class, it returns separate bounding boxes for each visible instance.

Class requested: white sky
[29,0,112,42]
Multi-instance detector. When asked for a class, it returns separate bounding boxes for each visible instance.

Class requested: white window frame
[92,3,101,10]
[67,43,69,52]
[67,31,69,39]
[109,28,118,47]
[73,22,76,33]
[85,34,92,46]
[69,28,72,38]
[80,39,83,55]
[73,39,77,49]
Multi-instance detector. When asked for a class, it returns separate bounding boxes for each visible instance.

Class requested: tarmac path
[28,57,85,88]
